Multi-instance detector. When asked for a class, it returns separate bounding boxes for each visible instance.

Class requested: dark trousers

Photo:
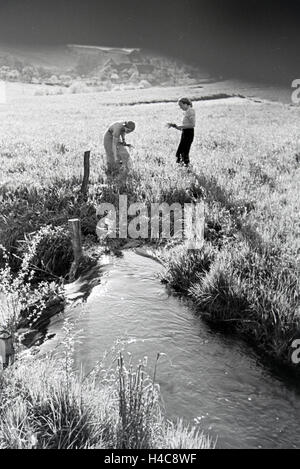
[176,129,194,166]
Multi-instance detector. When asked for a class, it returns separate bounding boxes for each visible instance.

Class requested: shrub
[0,244,63,337]
[69,81,90,94]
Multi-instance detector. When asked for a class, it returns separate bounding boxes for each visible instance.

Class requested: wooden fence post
[0,332,14,369]
[68,218,83,281]
[81,151,90,198]
[185,201,205,251]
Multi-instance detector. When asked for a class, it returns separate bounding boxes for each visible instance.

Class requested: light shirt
[108,122,125,142]
[182,107,196,128]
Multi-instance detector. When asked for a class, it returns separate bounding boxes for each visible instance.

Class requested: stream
[41,250,300,449]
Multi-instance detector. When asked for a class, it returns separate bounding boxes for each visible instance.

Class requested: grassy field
[0,83,299,446]
[1,83,299,341]
[4,78,294,103]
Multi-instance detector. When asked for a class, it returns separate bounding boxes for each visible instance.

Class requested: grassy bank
[0,87,299,376]
[0,348,212,449]
[161,242,299,369]
[0,226,211,449]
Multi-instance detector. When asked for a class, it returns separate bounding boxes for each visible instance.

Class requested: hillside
[0,44,77,71]
[0,43,210,90]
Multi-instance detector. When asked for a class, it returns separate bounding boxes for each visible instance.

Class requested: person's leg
[181,130,194,166]
[182,140,192,166]
[176,132,185,164]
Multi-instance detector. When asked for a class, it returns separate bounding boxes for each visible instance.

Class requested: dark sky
[0,0,299,83]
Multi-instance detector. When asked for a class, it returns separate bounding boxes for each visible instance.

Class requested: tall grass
[162,240,300,369]
[0,240,64,346]
[0,348,212,449]
[116,353,160,449]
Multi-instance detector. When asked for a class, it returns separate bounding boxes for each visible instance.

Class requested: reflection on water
[43,250,300,449]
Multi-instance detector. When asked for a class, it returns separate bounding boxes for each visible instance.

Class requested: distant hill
[0,44,77,72]
[0,43,211,90]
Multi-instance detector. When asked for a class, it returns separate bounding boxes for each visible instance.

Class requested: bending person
[168,98,195,166]
[103,121,135,172]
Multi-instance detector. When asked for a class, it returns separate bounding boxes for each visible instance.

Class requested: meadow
[0,83,299,447]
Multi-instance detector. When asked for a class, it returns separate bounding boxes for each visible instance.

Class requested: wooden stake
[81,151,90,198]
[0,333,14,369]
[68,218,83,281]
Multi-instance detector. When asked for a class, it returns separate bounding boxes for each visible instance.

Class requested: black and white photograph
[0,0,299,452]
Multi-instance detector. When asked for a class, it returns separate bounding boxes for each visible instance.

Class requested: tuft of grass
[161,244,216,294]
[162,419,214,449]
[0,356,111,449]
[116,353,161,449]
[19,226,73,280]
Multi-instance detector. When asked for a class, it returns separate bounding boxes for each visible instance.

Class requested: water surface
[43,250,300,449]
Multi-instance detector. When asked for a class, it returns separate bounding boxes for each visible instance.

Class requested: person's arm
[121,132,126,145]
[167,122,179,129]
[120,130,134,148]
[167,122,193,131]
